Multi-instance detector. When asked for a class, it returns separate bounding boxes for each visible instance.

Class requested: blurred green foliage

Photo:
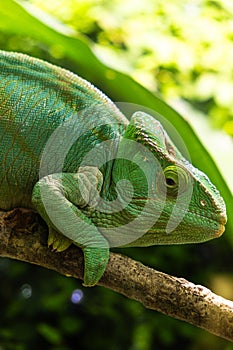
[30,0,233,135]
[0,1,232,349]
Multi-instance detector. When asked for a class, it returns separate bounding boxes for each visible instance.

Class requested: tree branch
[0,208,232,342]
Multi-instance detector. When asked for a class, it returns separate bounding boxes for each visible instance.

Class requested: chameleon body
[0,50,227,286]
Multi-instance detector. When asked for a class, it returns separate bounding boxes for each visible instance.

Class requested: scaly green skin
[0,50,227,286]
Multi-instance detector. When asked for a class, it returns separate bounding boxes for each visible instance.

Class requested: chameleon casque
[0,50,227,286]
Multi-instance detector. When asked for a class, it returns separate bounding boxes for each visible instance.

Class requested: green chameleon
[0,50,227,286]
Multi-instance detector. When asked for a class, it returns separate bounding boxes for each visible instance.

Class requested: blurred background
[0,0,232,349]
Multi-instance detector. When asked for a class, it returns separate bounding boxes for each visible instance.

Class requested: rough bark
[0,208,232,342]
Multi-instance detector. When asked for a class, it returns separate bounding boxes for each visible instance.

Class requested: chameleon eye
[163,165,189,197]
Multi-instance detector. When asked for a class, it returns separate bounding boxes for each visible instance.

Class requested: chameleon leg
[32,167,109,286]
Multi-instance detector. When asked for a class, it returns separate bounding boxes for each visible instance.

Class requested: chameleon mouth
[212,212,227,237]
[216,224,225,237]
[192,205,227,237]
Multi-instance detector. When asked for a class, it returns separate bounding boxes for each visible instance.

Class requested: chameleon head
[113,112,227,247]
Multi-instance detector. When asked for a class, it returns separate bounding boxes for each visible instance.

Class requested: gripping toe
[48,227,72,252]
[82,247,110,286]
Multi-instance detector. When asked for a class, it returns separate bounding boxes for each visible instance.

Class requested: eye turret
[161,165,191,197]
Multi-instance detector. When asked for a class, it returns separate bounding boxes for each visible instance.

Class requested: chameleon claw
[48,227,72,252]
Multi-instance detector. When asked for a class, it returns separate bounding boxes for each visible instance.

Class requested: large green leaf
[0,0,232,237]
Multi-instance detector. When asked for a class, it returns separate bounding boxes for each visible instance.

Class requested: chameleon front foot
[47,227,110,286]
[32,170,110,286]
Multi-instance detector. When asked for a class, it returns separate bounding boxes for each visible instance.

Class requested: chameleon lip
[218,215,227,225]
[216,224,225,237]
